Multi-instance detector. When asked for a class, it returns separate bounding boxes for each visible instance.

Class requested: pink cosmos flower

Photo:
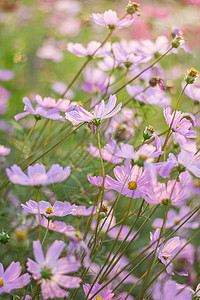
[14,97,65,121]
[155,150,200,178]
[153,206,198,229]
[184,76,200,102]
[34,95,74,112]
[64,201,96,216]
[104,138,162,163]
[6,163,71,186]
[0,86,10,115]
[39,217,75,233]
[112,42,150,69]
[37,41,63,62]
[153,275,193,300]
[88,142,123,164]
[65,231,91,268]
[90,10,134,29]
[21,200,75,218]
[144,180,188,206]
[0,145,10,156]
[150,228,181,274]
[81,66,114,95]
[105,160,154,199]
[51,81,74,99]
[127,85,171,107]
[83,282,114,300]
[0,261,30,295]
[164,107,196,139]
[67,41,110,57]
[0,69,14,81]
[138,35,171,57]
[65,94,122,134]
[27,240,81,299]
[105,107,142,142]
[87,174,105,187]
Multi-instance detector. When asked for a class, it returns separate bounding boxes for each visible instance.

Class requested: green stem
[61,30,113,97]
[41,219,50,246]
[110,46,173,99]
[36,188,41,241]
[125,261,159,299]
[16,120,38,164]
[157,83,188,162]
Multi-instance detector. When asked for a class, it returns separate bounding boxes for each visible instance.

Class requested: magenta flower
[150,229,181,274]
[88,142,123,164]
[127,85,171,107]
[112,42,150,69]
[67,41,110,57]
[35,95,74,112]
[105,160,154,199]
[27,240,81,299]
[0,261,30,295]
[144,180,188,206]
[184,76,200,102]
[104,138,163,163]
[105,107,142,142]
[0,86,10,115]
[81,66,114,95]
[6,163,71,186]
[64,201,96,216]
[14,97,65,121]
[153,275,193,300]
[153,206,198,229]
[164,107,196,138]
[40,217,75,233]
[21,200,74,218]
[90,10,134,29]
[0,69,14,81]
[65,94,122,134]
[0,145,10,156]
[87,174,104,187]
[139,35,171,56]
[156,150,200,178]
[83,282,114,300]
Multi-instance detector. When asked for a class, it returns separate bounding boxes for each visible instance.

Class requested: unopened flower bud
[101,205,109,214]
[149,77,166,91]
[143,125,154,140]
[185,68,199,84]
[0,231,9,244]
[126,1,140,15]
[171,36,184,48]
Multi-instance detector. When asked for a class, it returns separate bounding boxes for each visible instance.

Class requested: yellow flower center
[138,154,148,161]
[53,225,57,229]
[75,231,82,241]
[96,297,103,300]
[176,125,180,129]
[128,181,137,190]
[45,207,54,214]
[0,279,4,287]
[15,229,27,242]
[194,179,200,187]
[174,218,180,225]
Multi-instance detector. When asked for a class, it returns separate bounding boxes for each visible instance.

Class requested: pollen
[176,125,180,129]
[96,297,103,300]
[45,207,54,214]
[0,279,4,287]
[53,225,57,229]
[128,181,137,190]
